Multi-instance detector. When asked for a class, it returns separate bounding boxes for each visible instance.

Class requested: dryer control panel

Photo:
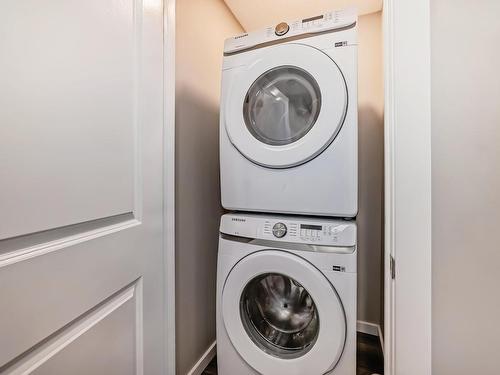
[224,8,357,54]
[220,213,356,247]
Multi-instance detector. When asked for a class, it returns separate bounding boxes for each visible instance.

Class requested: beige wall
[175,7,384,372]
[357,11,385,327]
[431,1,500,374]
[175,1,243,374]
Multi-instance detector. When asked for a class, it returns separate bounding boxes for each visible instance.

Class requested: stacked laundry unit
[216,9,358,375]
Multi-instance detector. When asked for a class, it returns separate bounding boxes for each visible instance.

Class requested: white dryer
[220,9,358,217]
[217,213,357,375]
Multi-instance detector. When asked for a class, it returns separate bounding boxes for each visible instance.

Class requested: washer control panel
[265,221,350,244]
[224,8,357,54]
[221,213,356,247]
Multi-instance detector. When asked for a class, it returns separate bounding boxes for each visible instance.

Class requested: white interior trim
[383,1,432,374]
[163,0,176,374]
[186,341,216,375]
[383,1,395,372]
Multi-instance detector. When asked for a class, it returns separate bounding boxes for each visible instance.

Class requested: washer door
[225,43,347,168]
[222,250,346,375]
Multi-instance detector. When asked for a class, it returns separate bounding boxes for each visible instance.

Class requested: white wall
[431,1,500,374]
[357,11,385,327]
[175,1,243,374]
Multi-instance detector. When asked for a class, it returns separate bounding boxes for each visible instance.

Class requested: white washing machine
[217,213,356,375]
[220,9,358,217]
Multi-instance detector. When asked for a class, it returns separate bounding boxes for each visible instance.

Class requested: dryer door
[224,43,348,168]
[222,250,346,375]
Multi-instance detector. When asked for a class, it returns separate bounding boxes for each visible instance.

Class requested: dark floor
[202,357,217,375]
[202,332,384,375]
[356,333,384,375]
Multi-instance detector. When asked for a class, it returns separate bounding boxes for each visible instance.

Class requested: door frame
[163,1,434,373]
[383,1,432,374]
[164,0,176,373]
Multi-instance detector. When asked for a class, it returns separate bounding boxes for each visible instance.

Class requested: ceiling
[224,0,383,31]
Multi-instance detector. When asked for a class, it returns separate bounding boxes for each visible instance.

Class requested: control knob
[275,22,290,36]
[272,222,287,238]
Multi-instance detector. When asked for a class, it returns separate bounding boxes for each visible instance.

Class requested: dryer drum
[243,66,322,146]
[240,272,320,359]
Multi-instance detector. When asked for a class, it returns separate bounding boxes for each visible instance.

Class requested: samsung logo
[234,34,248,40]
[232,218,246,222]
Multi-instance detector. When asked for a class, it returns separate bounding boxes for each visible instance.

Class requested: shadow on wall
[174,92,385,373]
[175,86,224,375]
[357,105,385,328]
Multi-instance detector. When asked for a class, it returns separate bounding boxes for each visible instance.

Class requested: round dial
[272,222,287,238]
[275,22,290,36]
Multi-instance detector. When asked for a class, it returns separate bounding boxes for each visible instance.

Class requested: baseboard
[375,323,385,357]
[187,341,216,375]
[357,320,380,336]
[357,320,384,356]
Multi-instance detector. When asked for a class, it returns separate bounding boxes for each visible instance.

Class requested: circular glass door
[224,43,348,168]
[243,66,321,146]
[222,250,346,374]
[240,273,319,359]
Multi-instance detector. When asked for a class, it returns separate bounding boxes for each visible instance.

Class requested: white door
[222,250,346,375]
[0,1,166,374]
[224,43,347,168]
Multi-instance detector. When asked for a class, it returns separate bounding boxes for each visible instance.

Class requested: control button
[272,222,287,238]
[275,22,290,36]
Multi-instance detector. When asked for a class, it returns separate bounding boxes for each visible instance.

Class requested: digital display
[302,15,324,23]
[301,224,322,230]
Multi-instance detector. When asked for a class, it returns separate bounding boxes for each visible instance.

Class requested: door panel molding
[0,0,167,372]
[0,213,139,269]
[132,0,144,224]
[0,0,146,241]
[1,281,142,375]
